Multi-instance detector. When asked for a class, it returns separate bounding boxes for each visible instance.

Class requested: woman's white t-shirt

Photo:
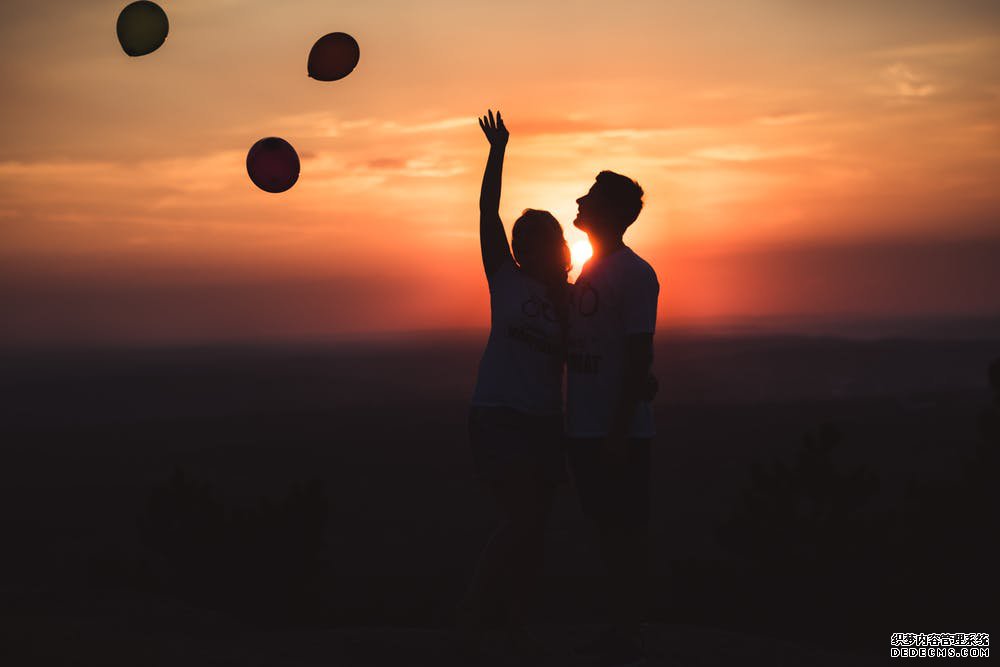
[471,261,564,415]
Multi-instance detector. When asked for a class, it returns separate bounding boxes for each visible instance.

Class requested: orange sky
[1,0,999,343]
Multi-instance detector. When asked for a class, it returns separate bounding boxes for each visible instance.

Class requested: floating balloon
[116,1,169,57]
[307,32,360,82]
[246,138,300,194]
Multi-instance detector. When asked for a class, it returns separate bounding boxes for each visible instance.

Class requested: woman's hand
[478,109,509,148]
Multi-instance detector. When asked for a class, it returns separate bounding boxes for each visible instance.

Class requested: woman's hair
[512,209,571,343]
[511,209,571,277]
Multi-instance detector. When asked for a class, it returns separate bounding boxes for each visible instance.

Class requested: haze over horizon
[2,0,999,344]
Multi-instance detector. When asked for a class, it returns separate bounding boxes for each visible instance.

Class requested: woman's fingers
[479,110,505,137]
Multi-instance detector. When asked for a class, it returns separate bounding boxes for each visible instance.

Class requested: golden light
[571,239,593,269]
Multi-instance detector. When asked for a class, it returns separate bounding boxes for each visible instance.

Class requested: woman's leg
[462,474,553,626]
[460,508,515,626]
[497,475,554,627]
[461,408,560,637]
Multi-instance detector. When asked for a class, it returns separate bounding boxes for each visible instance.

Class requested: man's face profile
[574,182,602,233]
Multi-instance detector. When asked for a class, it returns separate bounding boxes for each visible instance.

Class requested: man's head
[574,171,644,238]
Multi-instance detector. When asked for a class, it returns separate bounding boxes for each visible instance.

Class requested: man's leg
[598,438,651,639]
[570,438,651,645]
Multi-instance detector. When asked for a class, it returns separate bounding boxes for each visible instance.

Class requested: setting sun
[571,239,593,270]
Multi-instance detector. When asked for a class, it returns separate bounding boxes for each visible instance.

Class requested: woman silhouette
[457,110,571,658]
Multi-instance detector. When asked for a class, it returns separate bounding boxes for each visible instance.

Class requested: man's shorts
[567,437,651,529]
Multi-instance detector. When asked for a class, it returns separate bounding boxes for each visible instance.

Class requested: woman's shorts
[468,406,567,486]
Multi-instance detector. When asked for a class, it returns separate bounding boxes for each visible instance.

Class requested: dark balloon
[246,138,300,194]
[117,1,169,57]
[307,32,361,82]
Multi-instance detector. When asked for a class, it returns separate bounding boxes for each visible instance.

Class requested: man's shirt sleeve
[623,264,659,334]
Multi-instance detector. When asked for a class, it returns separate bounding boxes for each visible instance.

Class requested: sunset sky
[1,0,999,343]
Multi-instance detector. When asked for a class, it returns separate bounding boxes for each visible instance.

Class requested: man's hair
[595,170,644,229]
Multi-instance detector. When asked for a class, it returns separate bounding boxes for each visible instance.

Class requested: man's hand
[640,373,658,401]
[478,109,509,148]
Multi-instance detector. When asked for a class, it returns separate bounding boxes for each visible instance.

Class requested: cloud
[389,117,470,134]
[881,63,937,98]
[365,157,408,170]
[267,113,473,139]
[356,156,466,178]
[754,112,823,126]
[872,36,1000,60]
[691,143,830,163]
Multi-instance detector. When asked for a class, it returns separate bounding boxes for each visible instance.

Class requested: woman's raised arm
[478,110,513,277]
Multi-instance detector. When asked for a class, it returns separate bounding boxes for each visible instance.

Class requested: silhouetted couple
[459,110,658,666]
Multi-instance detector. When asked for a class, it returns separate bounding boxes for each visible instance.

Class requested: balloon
[117,1,169,57]
[307,32,360,82]
[246,138,300,194]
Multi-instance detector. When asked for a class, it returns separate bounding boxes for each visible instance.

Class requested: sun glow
[571,239,593,269]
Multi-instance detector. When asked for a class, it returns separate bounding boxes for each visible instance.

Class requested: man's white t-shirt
[471,260,564,415]
[567,246,659,437]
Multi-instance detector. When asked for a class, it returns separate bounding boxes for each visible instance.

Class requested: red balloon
[307,32,360,82]
[246,137,300,193]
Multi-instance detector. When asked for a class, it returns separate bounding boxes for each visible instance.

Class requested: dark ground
[0,331,996,665]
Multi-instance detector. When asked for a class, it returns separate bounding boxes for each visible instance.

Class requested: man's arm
[478,110,513,277]
[606,262,659,456]
[606,333,654,451]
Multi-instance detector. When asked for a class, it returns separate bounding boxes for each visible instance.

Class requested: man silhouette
[567,171,658,666]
